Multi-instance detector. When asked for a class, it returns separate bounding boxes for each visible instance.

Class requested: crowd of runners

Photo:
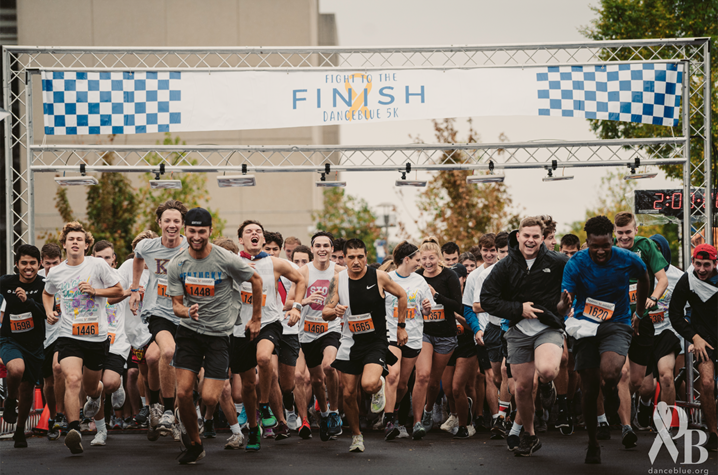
[0,199,716,465]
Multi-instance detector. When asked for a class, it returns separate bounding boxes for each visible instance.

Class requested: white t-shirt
[44,256,121,343]
[117,259,151,350]
[471,263,501,329]
[385,271,435,350]
[39,267,62,347]
[514,258,548,337]
[652,265,684,337]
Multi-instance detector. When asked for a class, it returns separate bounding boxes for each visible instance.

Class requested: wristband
[292,302,302,311]
[130,288,140,292]
[648,296,658,303]
[187,307,190,319]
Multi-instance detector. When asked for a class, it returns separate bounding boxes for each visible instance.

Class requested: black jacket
[480,230,568,330]
[668,271,718,350]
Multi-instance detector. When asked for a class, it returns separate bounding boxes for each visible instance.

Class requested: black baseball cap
[185,207,212,227]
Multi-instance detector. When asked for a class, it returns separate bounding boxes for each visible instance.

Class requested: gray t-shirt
[167,245,255,336]
[134,236,188,325]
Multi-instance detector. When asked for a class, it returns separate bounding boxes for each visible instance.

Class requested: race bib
[348,313,375,334]
[72,322,99,337]
[303,316,328,334]
[108,332,116,345]
[583,298,615,323]
[648,309,665,324]
[185,276,215,297]
[424,305,445,323]
[393,306,416,320]
[629,283,637,305]
[241,290,267,306]
[157,278,169,298]
[9,312,34,333]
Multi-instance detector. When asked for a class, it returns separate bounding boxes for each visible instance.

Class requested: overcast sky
[318,0,678,240]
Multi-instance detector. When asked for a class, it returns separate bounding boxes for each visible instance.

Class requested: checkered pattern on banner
[536,63,682,126]
[41,71,182,135]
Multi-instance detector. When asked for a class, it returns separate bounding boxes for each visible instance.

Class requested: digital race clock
[635,189,718,219]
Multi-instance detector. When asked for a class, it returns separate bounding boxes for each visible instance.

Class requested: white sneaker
[91,430,107,446]
[111,379,126,410]
[83,382,104,419]
[441,414,459,433]
[349,434,365,452]
[397,425,410,439]
[158,410,175,436]
[372,416,385,431]
[467,424,476,437]
[432,402,444,428]
[286,410,301,431]
[150,403,164,428]
[225,432,244,449]
[172,423,181,441]
[370,377,386,413]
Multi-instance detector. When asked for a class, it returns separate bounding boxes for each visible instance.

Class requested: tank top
[299,261,340,343]
[239,256,281,328]
[338,266,388,345]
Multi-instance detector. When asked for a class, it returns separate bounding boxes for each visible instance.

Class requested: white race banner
[41,63,682,136]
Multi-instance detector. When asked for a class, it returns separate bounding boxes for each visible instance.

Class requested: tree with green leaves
[412,118,521,251]
[312,187,382,262]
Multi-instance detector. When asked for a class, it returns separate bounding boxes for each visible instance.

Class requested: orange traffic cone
[33,405,50,434]
[653,380,681,428]
[33,387,44,411]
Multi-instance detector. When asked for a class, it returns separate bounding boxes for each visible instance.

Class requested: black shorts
[483,323,505,364]
[448,335,477,367]
[126,352,138,370]
[301,332,341,369]
[476,344,492,372]
[148,315,178,342]
[230,321,283,374]
[172,326,230,380]
[389,341,422,360]
[42,340,58,379]
[628,317,655,367]
[574,321,633,372]
[104,352,127,375]
[56,336,110,372]
[278,333,300,367]
[332,339,398,376]
[649,330,682,378]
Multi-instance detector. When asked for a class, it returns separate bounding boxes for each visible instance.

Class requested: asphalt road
[1,426,716,474]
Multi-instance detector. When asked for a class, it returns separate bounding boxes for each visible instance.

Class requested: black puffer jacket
[480,230,568,330]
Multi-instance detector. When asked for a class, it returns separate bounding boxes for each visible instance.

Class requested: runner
[0,245,46,448]
[323,238,408,452]
[541,215,558,251]
[614,211,668,448]
[283,236,302,261]
[129,200,189,440]
[331,238,346,266]
[441,242,460,266]
[481,216,568,456]
[38,243,65,440]
[459,252,477,274]
[166,208,260,464]
[295,231,345,441]
[412,237,462,440]
[232,219,306,451]
[668,243,718,451]
[42,221,123,455]
[560,215,649,464]
[559,234,580,258]
[383,241,434,440]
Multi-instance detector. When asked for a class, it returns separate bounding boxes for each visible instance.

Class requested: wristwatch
[292,302,303,311]
[433,292,440,301]
[648,296,658,303]
[397,322,406,329]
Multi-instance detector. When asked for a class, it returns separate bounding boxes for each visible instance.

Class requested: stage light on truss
[217,175,256,187]
[150,179,183,189]
[466,174,505,184]
[624,171,657,181]
[316,167,345,188]
[542,169,574,182]
[395,179,427,187]
[54,176,98,186]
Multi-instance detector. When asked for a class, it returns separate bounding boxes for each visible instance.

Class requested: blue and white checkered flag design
[536,63,682,126]
[42,71,182,135]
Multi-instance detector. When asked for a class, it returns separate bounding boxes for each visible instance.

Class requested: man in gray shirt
[167,208,262,464]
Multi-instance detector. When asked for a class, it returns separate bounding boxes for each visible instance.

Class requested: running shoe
[467,424,476,437]
[178,441,205,465]
[397,425,410,439]
[372,416,385,431]
[349,434,365,452]
[3,397,17,424]
[237,406,248,429]
[514,433,541,457]
[260,404,278,429]
[172,422,181,441]
[83,382,104,419]
[56,412,68,433]
[147,422,160,441]
[135,405,150,425]
[432,403,444,428]
[534,411,547,433]
[621,425,638,448]
[299,418,312,439]
[319,414,330,441]
[122,417,132,430]
[110,415,122,430]
[203,419,216,438]
[149,403,164,428]
[441,414,459,433]
[91,430,107,446]
[262,427,275,439]
[158,410,175,436]
[412,421,426,440]
[421,408,433,433]
[47,419,61,441]
[245,427,261,452]
[225,432,244,450]
[597,421,611,440]
[385,420,400,441]
[454,426,470,439]
[274,421,291,440]
[585,444,601,464]
[111,380,125,410]
[538,380,556,410]
[79,417,92,432]
[286,410,301,431]
[490,415,506,440]
[633,403,652,431]
[13,429,27,448]
[507,434,520,451]
[556,408,571,435]
[370,377,386,413]
[125,417,139,429]
[467,397,474,426]
[65,428,84,454]
[474,414,489,432]
[328,412,343,437]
